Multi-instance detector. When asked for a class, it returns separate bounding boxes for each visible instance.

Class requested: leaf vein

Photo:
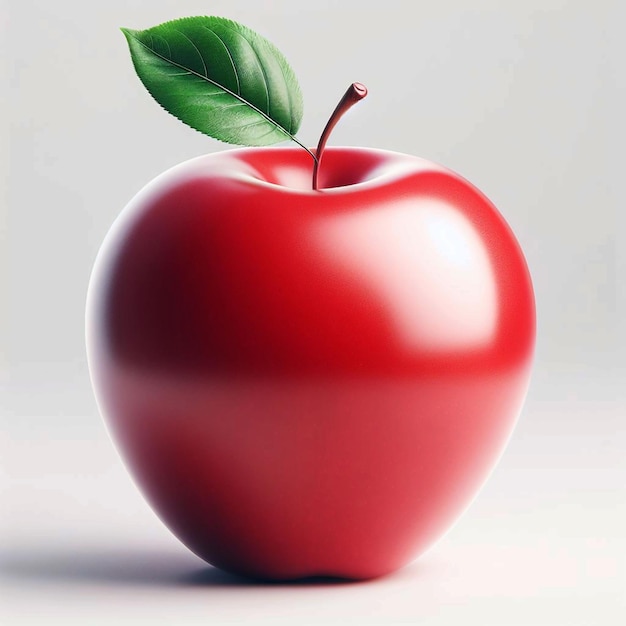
[220,118,269,131]
[250,125,282,142]
[154,34,172,60]
[202,26,241,96]
[220,23,270,115]
[175,29,207,77]
[210,101,248,111]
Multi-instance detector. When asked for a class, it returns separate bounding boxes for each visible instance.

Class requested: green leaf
[121,16,304,146]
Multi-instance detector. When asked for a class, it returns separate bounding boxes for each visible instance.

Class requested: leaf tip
[120,27,137,41]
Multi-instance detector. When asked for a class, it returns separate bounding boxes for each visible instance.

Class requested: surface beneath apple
[86,147,535,580]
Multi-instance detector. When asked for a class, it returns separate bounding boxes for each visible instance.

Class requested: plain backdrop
[1,1,624,624]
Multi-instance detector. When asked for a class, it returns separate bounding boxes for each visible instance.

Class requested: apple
[86,143,535,581]
[90,17,536,579]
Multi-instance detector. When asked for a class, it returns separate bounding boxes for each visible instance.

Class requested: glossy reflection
[86,147,535,581]
[313,200,497,352]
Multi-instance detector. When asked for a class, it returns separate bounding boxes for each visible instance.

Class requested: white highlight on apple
[313,200,498,352]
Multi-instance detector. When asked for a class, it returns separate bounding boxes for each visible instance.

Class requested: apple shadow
[183,567,365,587]
[0,546,380,589]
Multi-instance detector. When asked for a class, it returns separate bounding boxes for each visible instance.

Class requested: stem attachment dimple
[312,82,368,191]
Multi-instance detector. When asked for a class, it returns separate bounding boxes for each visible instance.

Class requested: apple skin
[86,146,535,581]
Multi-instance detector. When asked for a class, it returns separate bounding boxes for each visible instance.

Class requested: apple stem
[312,82,368,191]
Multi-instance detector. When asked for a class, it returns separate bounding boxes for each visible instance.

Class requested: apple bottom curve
[86,147,535,581]
[98,368,531,581]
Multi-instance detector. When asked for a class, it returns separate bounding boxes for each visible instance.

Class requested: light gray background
[1,0,624,624]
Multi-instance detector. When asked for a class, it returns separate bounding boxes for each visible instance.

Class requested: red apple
[86,145,535,580]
